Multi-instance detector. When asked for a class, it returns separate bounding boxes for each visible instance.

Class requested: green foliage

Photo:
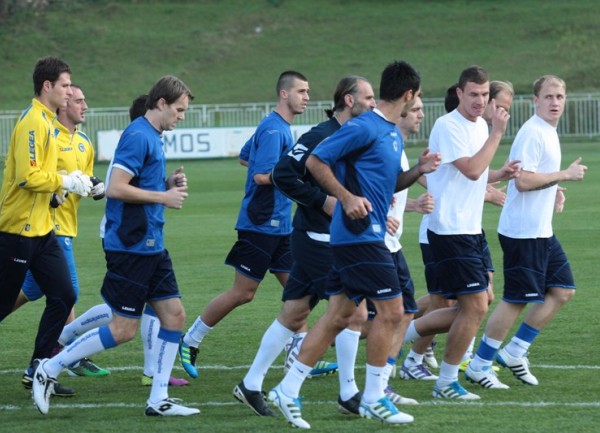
[1,0,600,109]
[1,143,599,432]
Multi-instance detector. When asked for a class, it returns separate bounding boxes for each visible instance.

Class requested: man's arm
[396,148,441,192]
[513,157,587,192]
[107,167,188,209]
[306,154,371,220]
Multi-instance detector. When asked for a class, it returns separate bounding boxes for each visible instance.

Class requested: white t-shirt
[426,110,489,235]
[418,213,429,244]
[385,151,409,253]
[498,114,561,238]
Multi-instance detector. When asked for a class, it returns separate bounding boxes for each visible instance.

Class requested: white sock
[280,359,311,398]
[505,336,531,358]
[47,327,114,377]
[141,312,160,377]
[243,320,294,391]
[403,320,421,343]
[436,360,459,387]
[382,362,395,388]
[404,349,424,367]
[59,303,113,346]
[183,317,212,347]
[363,364,385,404]
[335,328,361,401]
[148,329,180,404]
[463,336,476,361]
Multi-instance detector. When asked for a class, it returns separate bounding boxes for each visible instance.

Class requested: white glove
[61,170,92,197]
[90,176,105,200]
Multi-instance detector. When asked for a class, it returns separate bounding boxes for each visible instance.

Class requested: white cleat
[32,359,55,415]
[465,365,509,389]
[268,384,310,429]
[145,398,200,416]
[359,395,414,424]
[496,348,539,386]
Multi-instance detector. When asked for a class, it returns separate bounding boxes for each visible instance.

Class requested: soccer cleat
[145,398,200,416]
[358,395,414,424]
[384,385,419,405]
[464,365,509,389]
[399,362,438,380]
[424,342,439,369]
[283,335,302,374]
[268,384,310,429]
[496,348,539,385]
[233,381,277,416]
[23,366,75,397]
[142,375,190,386]
[432,381,480,400]
[178,337,199,379]
[459,357,499,373]
[67,358,110,377]
[338,392,361,415]
[307,360,338,378]
[31,359,55,415]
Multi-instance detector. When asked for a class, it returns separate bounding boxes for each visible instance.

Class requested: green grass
[1,142,599,432]
[2,0,600,110]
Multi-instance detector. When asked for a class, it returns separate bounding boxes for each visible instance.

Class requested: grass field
[2,0,600,109]
[1,142,599,432]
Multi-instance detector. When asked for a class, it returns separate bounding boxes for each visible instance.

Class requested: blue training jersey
[103,116,167,254]
[312,110,403,246]
[235,111,294,235]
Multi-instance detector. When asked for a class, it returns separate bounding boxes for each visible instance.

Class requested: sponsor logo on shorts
[270,219,280,227]
[525,293,538,297]
[377,288,392,295]
[146,239,155,247]
[466,282,480,288]
[12,257,27,264]
[121,306,136,312]
[240,264,251,272]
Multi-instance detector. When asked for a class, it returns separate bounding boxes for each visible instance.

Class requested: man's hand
[50,191,68,208]
[164,186,188,209]
[415,192,434,214]
[90,176,105,200]
[340,194,372,220]
[564,157,587,181]
[485,182,507,207]
[322,195,337,216]
[61,170,92,197]
[386,216,400,236]
[167,166,187,189]
[417,148,441,175]
[554,186,566,213]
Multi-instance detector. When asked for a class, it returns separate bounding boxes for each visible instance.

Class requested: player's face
[161,93,190,131]
[287,78,310,115]
[534,82,566,127]
[457,81,489,121]
[350,80,376,117]
[483,90,513,125]
[47,72,73,111]
[398,96,424,136]
[65,87,87,125]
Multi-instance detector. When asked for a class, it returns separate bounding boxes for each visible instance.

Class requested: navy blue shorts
[481,229,494,272]
[366,249,418,320]
[100,250,181,318]
[420,242,441,295]
[427,230,489,299]
[225,230,292,281]
[326,242,401,304]
[282,230,332,307]
[499,234,575,303]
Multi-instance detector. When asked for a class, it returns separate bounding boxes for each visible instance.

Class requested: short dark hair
[457,65,489,91]
[379,60,420,102]
[444,83,459,113]
[33,56,71,96]
[325,75,369,118]
[276,70,308,96]
[146,75,194,110]
[129,94,148,121]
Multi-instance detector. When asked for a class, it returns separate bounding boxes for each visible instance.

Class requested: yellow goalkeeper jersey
[0,99,64,237]
[51,122,95,237]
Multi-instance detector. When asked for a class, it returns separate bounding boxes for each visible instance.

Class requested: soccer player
[420,66,515,399]
[32,75,198,416]
[0,56,92,396]
[178,71,309,378]
[268,60,441,428]
[233,75,376,417]
[12,85,108,391]
[465,75,587,388]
